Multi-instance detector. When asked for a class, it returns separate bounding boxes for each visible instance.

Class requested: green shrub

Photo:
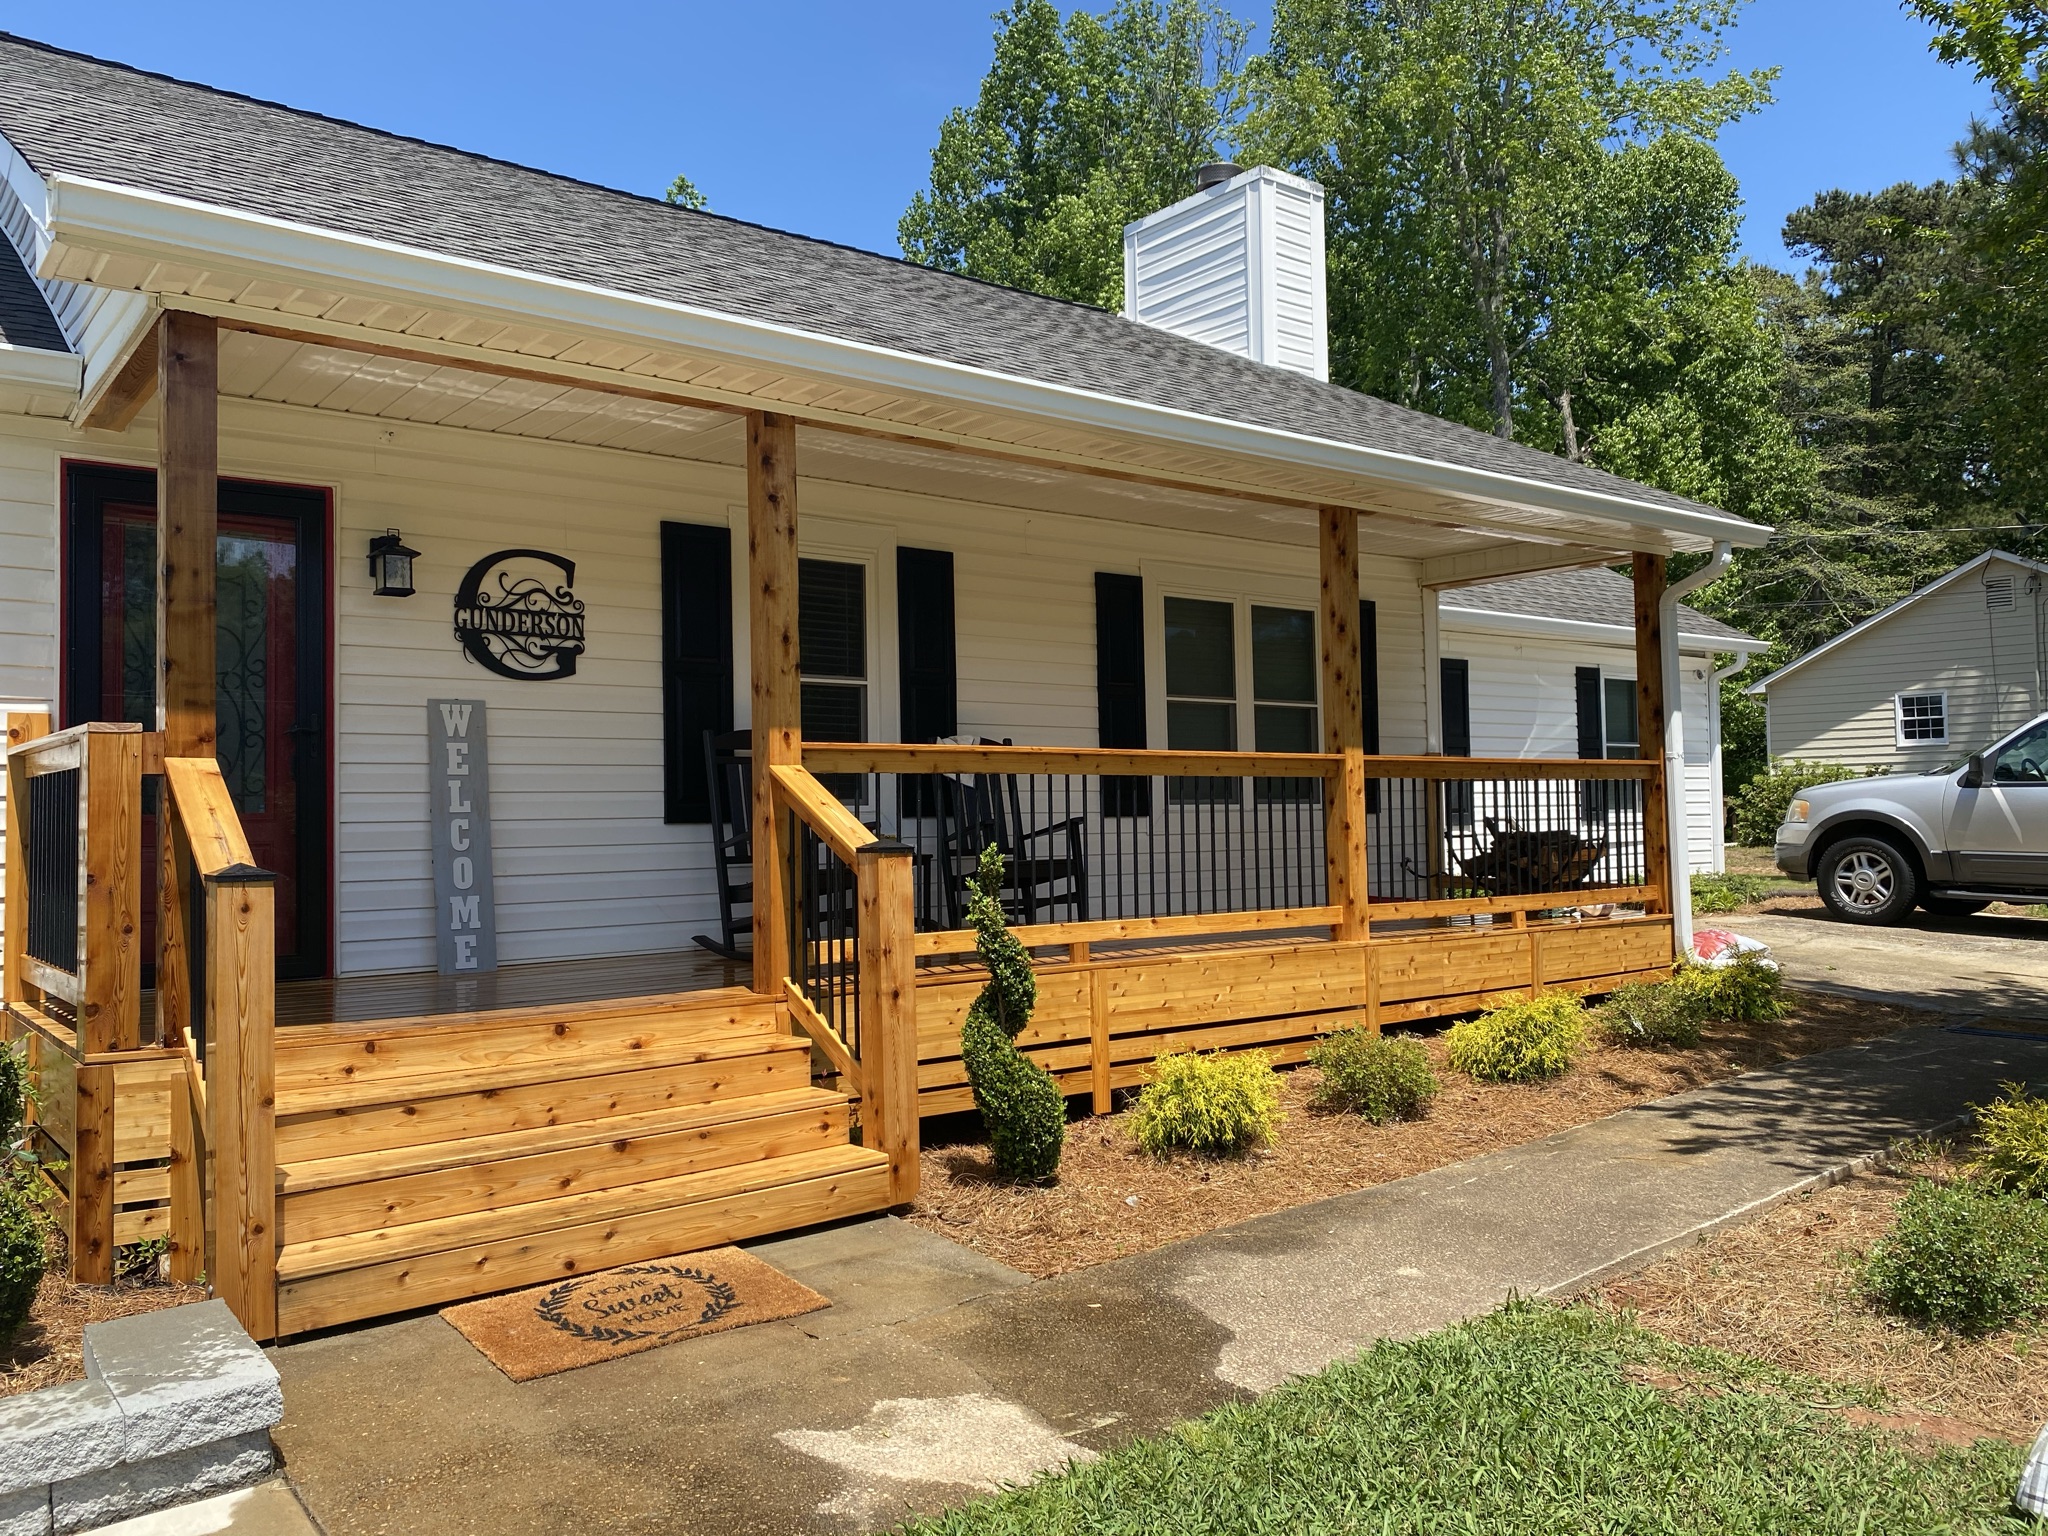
[1974,1082,2048,1198]
[1308,1031,1439,1123]
[1598,978,1706,1048]
[1728,760,1867,847]
[0,1177,46,1342]
[959,847,1065,1182]
[1688,872,1774,915]
[1445,992,1588,1083]
[1677,954,1788,1024]
[1130,1050,1283,1157]
[1859,1176,2048,1334]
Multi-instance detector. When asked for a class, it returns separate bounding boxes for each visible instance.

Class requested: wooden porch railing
[160,756,276,1339]
[799,743,1664,959]
[768,762,920,1203]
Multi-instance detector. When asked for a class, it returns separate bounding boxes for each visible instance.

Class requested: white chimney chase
[1122,164,1328,382]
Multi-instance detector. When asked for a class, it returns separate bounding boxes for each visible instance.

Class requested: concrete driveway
[1726,906,2048,1022]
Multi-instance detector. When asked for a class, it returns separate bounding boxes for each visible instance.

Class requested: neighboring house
[1748,551,2048,774]
[1439,568,1767,875]
[0,37,1771,1338]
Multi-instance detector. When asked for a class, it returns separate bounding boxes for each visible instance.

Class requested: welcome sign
[429,699,498,974]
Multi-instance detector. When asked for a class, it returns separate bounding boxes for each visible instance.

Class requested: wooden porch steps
[267,988,894,1336]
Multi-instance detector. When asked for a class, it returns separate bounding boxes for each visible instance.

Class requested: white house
[1439,568,1766,875]
[1748,550,2048,774]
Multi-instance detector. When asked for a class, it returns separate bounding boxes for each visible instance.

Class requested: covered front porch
[4,296,1700,1341]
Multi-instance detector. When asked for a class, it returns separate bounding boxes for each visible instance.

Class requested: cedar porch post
[157,312,218,1048]
[1319,507,1370,944]
[1632,554,1671,915]
[748,412,800,995]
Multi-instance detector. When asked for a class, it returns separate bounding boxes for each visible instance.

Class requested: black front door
[64,463,331,980]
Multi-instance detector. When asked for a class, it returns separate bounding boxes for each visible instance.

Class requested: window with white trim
[1161,594,1318,803]
[1895,691,1948,747]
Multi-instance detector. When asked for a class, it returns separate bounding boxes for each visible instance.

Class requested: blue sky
[2,1,1996,272]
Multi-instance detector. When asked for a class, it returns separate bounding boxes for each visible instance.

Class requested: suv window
[1991,721,2048,784]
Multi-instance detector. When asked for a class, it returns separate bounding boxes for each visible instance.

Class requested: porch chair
[932,743,1091,931]
[693,730,755,960]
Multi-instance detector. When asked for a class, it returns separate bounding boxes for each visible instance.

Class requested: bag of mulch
[1690,928,1778,971]
[2018,1422,2048,1517]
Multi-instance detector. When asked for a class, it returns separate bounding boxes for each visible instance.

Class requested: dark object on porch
[930,747,1090,930]
[1457,819,1607,896]
[959,849,1064,1181]
[694,730,753,961]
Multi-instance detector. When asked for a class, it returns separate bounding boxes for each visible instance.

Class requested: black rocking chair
[693,730,754,960]
[932,750,1090,930]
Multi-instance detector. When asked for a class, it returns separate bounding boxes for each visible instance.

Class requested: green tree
[899,0,1249,308]
[664,174,708,211]
[1243,0,1774,441]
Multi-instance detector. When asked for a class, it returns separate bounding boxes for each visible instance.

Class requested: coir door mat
[441,1247,829,1381]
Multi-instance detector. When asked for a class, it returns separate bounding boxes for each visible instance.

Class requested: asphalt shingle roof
[1444,566,1757,645]
[0,232,65,352]
[0,32,1740,530]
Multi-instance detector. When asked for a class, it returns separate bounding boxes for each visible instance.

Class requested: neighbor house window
[1162,594,1318,803]
[1896,691,1948,747]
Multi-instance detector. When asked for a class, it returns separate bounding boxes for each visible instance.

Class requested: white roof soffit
[42,173,1773,554]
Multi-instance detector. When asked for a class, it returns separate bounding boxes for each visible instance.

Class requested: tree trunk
[1557,387,1581,462]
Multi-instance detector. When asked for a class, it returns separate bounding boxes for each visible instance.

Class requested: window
[1992,720,2048,783]
[1896,691,1948,747]
[1602,677,1639,758]
[1162,594,1318,803]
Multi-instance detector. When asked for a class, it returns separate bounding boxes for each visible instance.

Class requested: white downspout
[1660,541,1733,958]
[1710,653,1750,877]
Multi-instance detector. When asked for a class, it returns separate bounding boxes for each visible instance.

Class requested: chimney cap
[1194,161,1243,191]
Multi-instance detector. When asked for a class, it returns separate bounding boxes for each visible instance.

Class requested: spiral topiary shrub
[1446,992,1588,1083]
[959,846,1065,1182]
[1130,1050,1283,1157]
[1308,1030,1439,1123]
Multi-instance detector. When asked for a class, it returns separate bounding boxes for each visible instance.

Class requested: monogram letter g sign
[453,548,588,680]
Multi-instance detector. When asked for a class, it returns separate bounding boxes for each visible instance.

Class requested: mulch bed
[1601,1148,2048,1446]
[1,1247,207,1399]
[904,988,1938,1277]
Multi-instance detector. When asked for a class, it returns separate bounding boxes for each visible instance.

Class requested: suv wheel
[1817,836,1919,925]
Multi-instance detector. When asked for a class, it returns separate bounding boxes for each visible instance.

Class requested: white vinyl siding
[1446,625,1724,876]
[1765,557,2046,772]
[15,395,1428,976]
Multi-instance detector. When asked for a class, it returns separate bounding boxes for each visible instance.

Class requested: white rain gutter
[39,173,1778,551]
[1661,542,1733,957]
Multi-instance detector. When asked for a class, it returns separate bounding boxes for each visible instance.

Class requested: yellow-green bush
[1446,992,1587,1083]
[1675,955,1787,1024]
[1975,1083,2048,1199]
[1130,1050,1283,1157]
[1309,1030,1439,1123]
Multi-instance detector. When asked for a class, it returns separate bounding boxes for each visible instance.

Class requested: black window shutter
[1575,667,1604,759]
[1096,572,1150,816]
[1359,598,1380,813]
[661,521,734,824]
[1440,657,1472,757]
[896,547,957,741]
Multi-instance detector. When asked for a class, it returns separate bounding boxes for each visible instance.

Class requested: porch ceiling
[206,330,1590,562]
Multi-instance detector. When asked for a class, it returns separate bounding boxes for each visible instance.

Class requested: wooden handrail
[800,742,1656,782]
[164,757,255,875]
[784,980,862,1092]
[768,762,877,863]
[914,905,1342,958]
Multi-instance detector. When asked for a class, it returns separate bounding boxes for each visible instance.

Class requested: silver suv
[1775,712,2048,925]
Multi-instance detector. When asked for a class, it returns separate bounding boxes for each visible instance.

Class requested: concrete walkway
[268,1023,2048,1536]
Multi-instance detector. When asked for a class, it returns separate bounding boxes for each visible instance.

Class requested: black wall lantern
[368,530,419,597]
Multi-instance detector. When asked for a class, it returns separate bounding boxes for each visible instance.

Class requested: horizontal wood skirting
[909,916,1675,1111]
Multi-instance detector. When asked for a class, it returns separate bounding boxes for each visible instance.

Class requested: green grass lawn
[897,1304,2029,1535]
